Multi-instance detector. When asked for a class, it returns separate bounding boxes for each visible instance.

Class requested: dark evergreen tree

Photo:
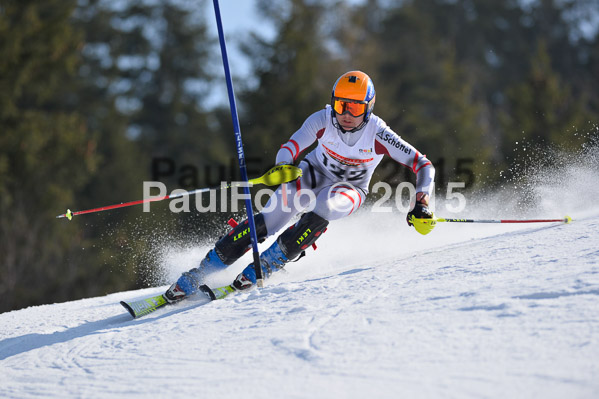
[363,2,489,188]
[0,0,99,311]
[239,0,341,163]
[70,0,228,287]
[501,41,591,154]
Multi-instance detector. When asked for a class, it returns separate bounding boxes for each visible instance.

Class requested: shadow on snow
[0,295,210,361]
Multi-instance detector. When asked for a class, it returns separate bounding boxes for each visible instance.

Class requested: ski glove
[406,203,433,227]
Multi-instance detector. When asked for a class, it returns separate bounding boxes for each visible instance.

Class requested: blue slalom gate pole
[212,0,264,287]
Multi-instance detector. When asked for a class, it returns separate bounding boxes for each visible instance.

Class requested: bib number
[322,153,368,181]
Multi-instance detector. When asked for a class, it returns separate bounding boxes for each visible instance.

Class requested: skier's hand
[406,193,436,235]
[406,193,431,226]
[406,203,433,226]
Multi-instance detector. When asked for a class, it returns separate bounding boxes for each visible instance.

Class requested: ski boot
[233,212,329,291]
[164,215,268,303]
[164,248,227,303]
[233,240,289,290]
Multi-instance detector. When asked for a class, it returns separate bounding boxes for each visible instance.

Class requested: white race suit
[261,105,435,236]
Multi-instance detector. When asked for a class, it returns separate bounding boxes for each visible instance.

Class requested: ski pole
[56,164,301,220]
[212,0,265,286]
[434,215,572,224]
[410,215,571,235]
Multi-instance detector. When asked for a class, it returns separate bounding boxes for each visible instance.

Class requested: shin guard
[233,212,329,290]
[166,214,268,301]
[214,213,267,265]
[278,212,329,260]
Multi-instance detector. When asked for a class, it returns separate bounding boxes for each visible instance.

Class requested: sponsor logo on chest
[322,144,374,166]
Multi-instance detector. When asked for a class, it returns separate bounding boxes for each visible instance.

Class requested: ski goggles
[332,98,368,117]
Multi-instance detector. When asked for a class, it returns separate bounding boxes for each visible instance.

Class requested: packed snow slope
[1,144,599,398]
[1,210,598,398]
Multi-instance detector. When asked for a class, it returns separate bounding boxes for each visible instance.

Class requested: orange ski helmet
[331,71,376,130]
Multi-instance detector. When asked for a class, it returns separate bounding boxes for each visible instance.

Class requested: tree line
[1,0,597,312]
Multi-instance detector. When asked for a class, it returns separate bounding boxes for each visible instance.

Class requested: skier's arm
[275,110,326,164]
[374,128,435,198]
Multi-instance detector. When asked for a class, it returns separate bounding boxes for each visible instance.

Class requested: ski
[200,284,236,301]
[121,284,237,318]
[120,294,168,318]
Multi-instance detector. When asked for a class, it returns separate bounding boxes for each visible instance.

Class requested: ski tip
[199,284,217,301]
[564,215,572,224]
[120,301,136,318]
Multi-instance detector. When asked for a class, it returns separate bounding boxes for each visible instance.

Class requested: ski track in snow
[1,210,598,398]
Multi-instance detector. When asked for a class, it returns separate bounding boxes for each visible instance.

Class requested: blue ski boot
[232,212,330,290]
[164,248,227,303]
[164,215,268,303]
[233,240,289,290]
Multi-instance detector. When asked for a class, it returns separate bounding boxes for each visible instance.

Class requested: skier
[165,70,435,302]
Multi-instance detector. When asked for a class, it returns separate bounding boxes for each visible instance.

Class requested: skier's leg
[312,182,366,221]
[165,161,318,302]
[233,211,330,290]
[232,182,366,290]
[261,160,321,233]
[164,213,269,302]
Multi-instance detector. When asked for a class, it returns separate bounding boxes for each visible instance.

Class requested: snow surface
[2,146,599,398]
